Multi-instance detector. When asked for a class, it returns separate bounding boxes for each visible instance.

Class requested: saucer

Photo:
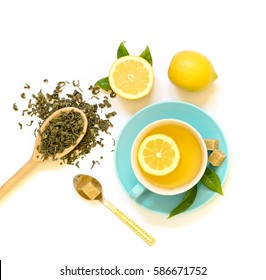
[114,101,229,215]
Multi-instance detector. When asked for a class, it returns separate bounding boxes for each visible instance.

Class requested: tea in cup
[130,119,207,197]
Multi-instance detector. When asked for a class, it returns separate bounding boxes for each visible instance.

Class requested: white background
[0,0,265,279]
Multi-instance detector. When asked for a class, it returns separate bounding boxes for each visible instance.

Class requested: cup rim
[130,118,208,196]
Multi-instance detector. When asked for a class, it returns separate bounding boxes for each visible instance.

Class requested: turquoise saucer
[114,101,229,215]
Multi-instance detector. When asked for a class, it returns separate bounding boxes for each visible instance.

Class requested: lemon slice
[137,134,180,176]
[109,55,154,100]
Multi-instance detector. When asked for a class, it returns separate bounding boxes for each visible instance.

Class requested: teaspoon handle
[101,198,156,246]
[0,159,36,199]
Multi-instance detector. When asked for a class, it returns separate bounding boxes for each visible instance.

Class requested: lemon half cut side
[137,134,180,176]
[109,55,154,100]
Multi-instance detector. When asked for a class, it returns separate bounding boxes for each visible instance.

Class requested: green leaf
[168,185,198,218]
[200,167,223,195]
[117,41,129,58]
[94,77,112,91]
[139,45,153,66]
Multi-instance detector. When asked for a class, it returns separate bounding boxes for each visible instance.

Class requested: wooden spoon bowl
[0,107,88,199]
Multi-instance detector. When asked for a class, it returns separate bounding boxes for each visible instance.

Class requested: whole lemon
[168,50,217,91]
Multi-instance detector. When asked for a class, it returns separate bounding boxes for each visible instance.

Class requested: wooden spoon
[73,174,156,246]
[0,107,88,199]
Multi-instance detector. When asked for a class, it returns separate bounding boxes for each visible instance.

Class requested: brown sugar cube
[204,139,219,151]
[208,149,226,166]
[82,184,101,200]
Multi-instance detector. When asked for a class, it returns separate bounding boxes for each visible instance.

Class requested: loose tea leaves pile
[14,80,117,166]
[37,111,85,160]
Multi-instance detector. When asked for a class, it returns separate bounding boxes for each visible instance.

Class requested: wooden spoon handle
[101,198,156,246]
[0,159,36,199]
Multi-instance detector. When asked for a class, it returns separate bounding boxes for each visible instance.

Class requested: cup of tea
[130,119,207,199]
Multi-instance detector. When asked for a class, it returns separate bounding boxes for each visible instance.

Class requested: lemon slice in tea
[137,134,180,176]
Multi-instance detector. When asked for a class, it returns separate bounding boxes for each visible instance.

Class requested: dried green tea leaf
[13,103,18,111]
[15,80,116,166]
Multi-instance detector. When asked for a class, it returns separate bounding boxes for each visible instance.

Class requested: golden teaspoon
[73,174,156,246]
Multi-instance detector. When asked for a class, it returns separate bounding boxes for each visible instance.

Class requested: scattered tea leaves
[89,85,100,95]
[110,91,116,98]
[26,120,34,127]
[200,167,223,195]
[112,138,115,146]
[105,111,117,118]
[13,103,18,111]
[37,111,84,160]
[24,83,30,89]
[168,185,198,218]
[13,80,117,167]
[22,109,28,116]
[91,160,100,169]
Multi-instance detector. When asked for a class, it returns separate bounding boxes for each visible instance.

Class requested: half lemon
[109,55,154,100]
